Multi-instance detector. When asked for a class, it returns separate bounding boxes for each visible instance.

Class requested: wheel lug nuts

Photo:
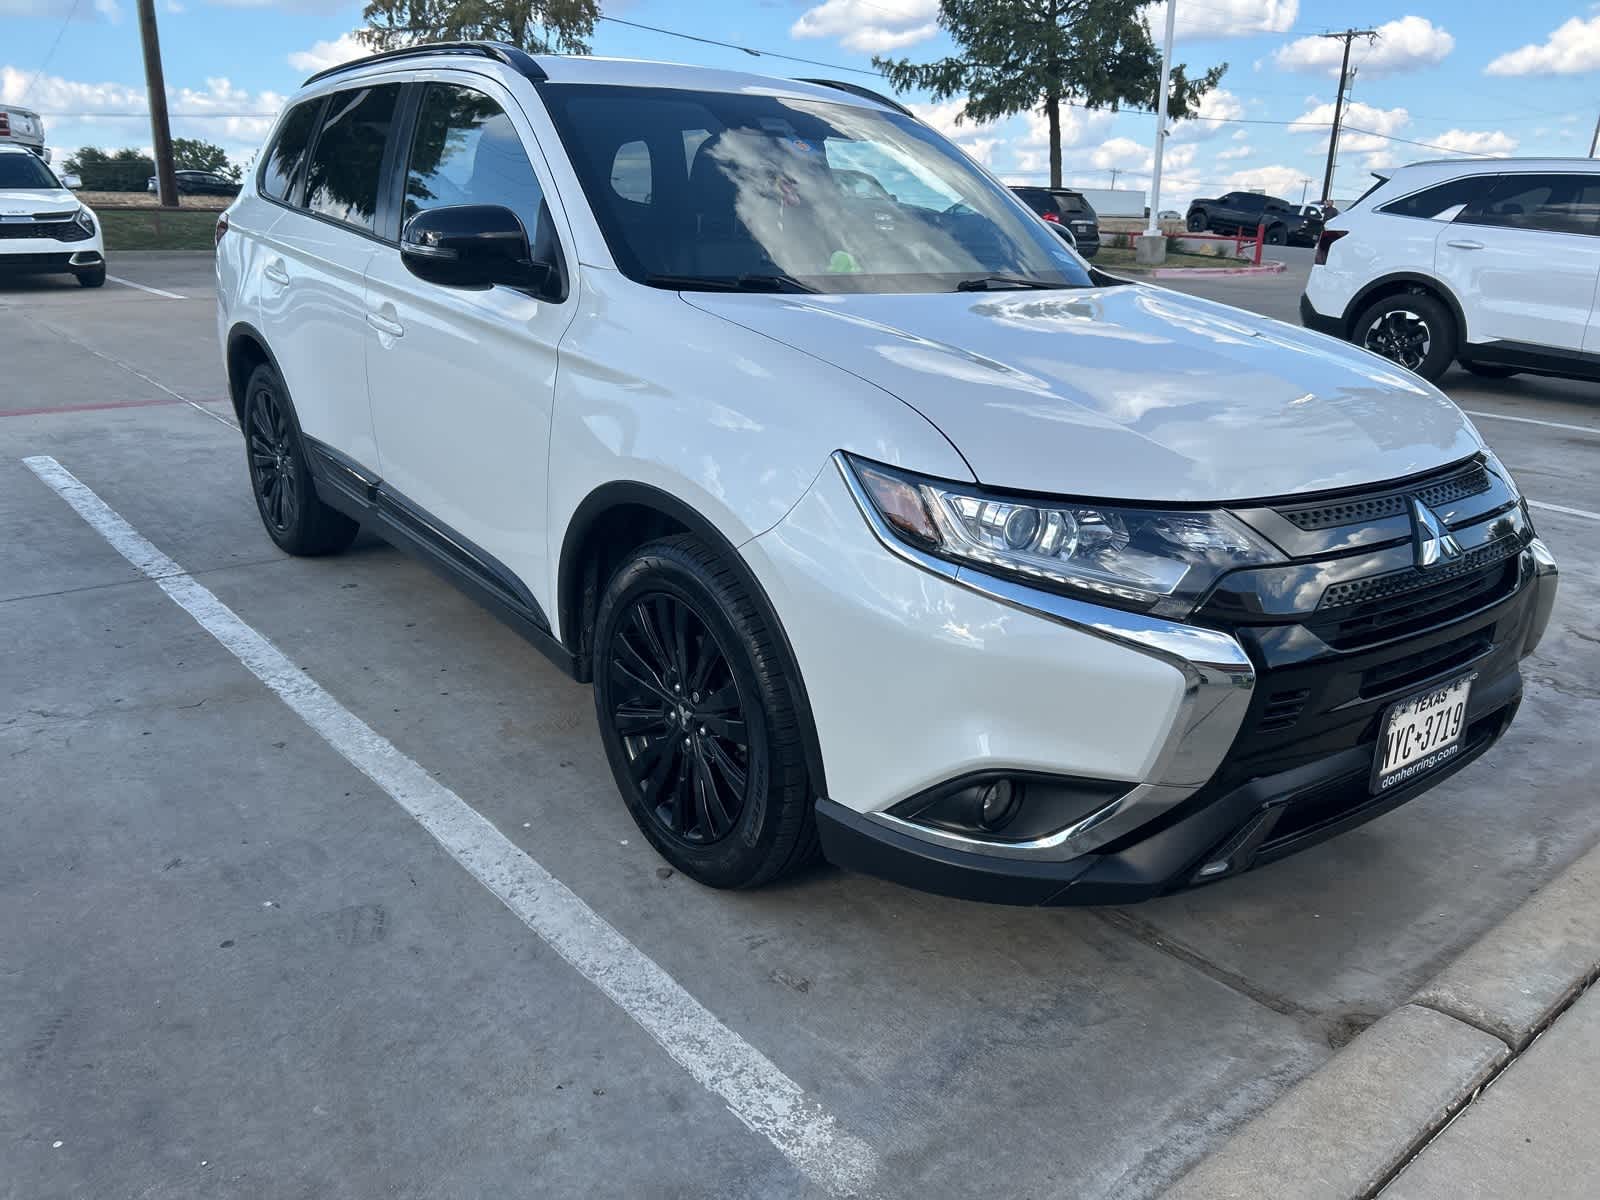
[698,726,706,736]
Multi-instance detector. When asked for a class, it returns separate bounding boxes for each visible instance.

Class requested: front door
[364,76,577,608]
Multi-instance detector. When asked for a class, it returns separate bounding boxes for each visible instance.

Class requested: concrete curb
[1163,837,1600,1199]
[1143,260,1288,278]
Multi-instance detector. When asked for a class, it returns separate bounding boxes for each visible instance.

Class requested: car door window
[260,99,322,202]
[1462,174,1600,236]
[1379,175,1496,221]
[403,82,555,260]
[303,83,401,233]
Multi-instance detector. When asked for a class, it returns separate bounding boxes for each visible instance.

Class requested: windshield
[538,84,1091,293]
[0,152,61,190]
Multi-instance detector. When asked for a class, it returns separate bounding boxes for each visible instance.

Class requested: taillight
[1314,228,1348,266]
[1041,211,1060,223]
[0,113,10,136]
[214,212,229,246]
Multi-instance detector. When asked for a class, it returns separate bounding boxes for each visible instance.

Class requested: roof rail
[302,41,548,87]
[796,78,915,119]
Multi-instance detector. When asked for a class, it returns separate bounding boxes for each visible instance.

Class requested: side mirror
[61,173,83,190]
[400,204,550,292]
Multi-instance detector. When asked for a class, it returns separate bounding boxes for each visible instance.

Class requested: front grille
[1359,629,1492,698]
[0,219,91,242]
[1279,461,1491,531]
[1313,539,1523,650]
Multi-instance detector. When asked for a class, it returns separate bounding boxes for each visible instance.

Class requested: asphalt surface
[4,253,1597,1200]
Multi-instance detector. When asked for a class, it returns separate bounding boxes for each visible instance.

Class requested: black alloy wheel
[248,381,300,536]
[1363,309,1432,372]
[592,535,820,889]
[610,592,751,846]
[241,363,359,555]
[1353,291,1456,383]
[1187,212,1206,232]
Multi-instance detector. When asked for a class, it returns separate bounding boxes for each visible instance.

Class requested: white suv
[1303,158,1600,383]
[217,44,1558,905]
[0,144,105,287]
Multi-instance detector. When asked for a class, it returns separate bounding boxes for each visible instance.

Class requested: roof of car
[0,144,39,155]
[305,43,900,112]
[1392,156,1600,175]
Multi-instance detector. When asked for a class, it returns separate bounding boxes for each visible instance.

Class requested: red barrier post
[1254,223,1265,266]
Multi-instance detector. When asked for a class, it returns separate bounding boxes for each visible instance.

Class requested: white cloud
[1,65,282,160]
[287,33,367,75]
[1289,100,1410,153]
[1170,88,1243,142]
[1486,15,1600,77]
[1009,103,1118,175]
[1217,143,1252,160]
[1427,129,1518,156]
[1087,137,1195,176]
[1275,16,1454,79]
[1226,164,1314,201]
[1143,0,1298,41]
[791,0,939,54]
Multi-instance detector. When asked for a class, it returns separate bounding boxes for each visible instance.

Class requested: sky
[2,0,1596,209]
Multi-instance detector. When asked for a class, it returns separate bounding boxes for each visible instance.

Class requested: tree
[172,137,238,179]
[359,0,599,55]
[875,0,1226,189]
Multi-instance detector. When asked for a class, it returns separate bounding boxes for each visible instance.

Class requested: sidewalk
[1165,838,1600,1200]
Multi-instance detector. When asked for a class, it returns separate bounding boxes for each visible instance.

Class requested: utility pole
[1145,0,1178,240]
[1108,167,1122,188]
[1318,28,1377,206]
[136,0,179,208]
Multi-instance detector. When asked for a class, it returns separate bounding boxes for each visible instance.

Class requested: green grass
[1094,245,1248,271]
[98,208,218,252]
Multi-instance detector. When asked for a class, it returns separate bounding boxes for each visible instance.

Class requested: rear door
[363,74,577,601]
[1438,172,1600,352]
[255,83,402,471]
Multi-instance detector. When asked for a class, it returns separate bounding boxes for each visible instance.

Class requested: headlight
[846,454,1283,618]
[75,206,95,235]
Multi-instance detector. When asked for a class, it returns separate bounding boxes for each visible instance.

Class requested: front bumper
[1299,292,1343,338]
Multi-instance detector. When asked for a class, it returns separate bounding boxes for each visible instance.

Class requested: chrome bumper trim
[1522,537,1558,657]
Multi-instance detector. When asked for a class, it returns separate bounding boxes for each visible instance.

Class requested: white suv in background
[217,44,1558,906]
[0,144,105,287]
[1302,158,1600,383]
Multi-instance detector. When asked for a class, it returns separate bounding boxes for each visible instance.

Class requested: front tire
[1265,224,1286,246]
[1353,292,1457,383]
[75,265,106,288]
[242,363,359,556]
[1186,212,1206,232]
[592,535,819,889]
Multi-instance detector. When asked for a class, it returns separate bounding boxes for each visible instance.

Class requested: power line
[19,0,84,103]
[595,15,882,76]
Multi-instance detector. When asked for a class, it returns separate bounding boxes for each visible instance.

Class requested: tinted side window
[303,84,401,232]
[1013,189,1050,217]
[1235,194,1265,211]
[404,83,548,246]
[1461,174,1600,236]
[260,100,321,202]
[1380,175,1495,220]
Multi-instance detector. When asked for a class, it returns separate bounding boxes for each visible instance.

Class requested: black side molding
[795,78,916,118]
[300,438,579,678]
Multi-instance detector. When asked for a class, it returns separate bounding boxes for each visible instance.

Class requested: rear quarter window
[1378,175,1495,221]
[259,100,322,202]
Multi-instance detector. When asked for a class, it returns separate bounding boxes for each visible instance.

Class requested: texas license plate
[1371,674,1474,794]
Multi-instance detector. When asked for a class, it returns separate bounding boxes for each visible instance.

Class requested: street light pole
[136,0,179,208]
[1145,0,1177,239]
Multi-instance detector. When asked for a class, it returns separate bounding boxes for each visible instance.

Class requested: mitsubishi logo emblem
[1411,497,1462,569]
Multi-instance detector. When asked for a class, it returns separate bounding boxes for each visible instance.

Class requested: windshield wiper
[954,274,1062,292]
[643,272,818,294]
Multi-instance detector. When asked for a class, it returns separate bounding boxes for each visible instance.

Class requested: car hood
[0,188,79,215]
[683,283,1482,502]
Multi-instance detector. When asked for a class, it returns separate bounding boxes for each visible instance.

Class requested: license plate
[1371,674,1474,794]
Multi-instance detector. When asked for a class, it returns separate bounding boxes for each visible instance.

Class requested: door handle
[262,260,290,286]
[366,311,405,338]
[1445,239,1484,250]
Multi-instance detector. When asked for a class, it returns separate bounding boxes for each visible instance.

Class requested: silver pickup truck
[0,105,49,162]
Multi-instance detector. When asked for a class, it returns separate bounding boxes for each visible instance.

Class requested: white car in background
[216,45,1557,905]
[1302,158,1600,383]
[0,104,49,160]
[0,145,105,287]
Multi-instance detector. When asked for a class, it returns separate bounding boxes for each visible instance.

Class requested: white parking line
[1465,409,1600,437]
[21,454,878,1199]
[1528,499,1600,523]
[107,275,187,300]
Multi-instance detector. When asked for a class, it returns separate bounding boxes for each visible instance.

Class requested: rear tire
[1352,292,1457,383]
[1462,362,1520,379]
[592,535,819,889]
[242,363,359,556]
[75,266,106,288]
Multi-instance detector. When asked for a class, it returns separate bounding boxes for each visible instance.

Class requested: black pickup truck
[1184,191,1320,246]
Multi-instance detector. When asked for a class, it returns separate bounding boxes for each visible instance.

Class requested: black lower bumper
[820,562,1542,906]
[1300,292,1344,338]
[0,251,100,274]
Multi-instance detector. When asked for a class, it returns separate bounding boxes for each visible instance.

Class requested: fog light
[978,779,1021,830]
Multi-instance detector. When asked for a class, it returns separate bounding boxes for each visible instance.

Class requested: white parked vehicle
[1302,158,1600,383]
[0,145,105,287]
[216,44,1557,904]
[0,104,48,160]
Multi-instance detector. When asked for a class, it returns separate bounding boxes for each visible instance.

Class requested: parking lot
[3,251,1596,1199]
